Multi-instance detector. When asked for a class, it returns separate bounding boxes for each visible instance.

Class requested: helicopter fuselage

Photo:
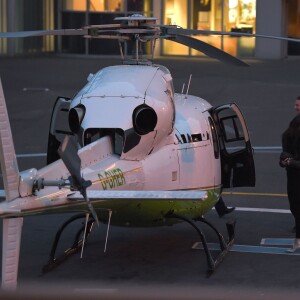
[0,64,223,227]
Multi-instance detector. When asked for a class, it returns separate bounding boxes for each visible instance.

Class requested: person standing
[294,96,300,114]
[280,114,300,252]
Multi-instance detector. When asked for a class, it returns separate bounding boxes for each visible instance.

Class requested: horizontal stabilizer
[68,190,208,201]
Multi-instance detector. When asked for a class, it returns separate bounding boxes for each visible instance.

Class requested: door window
[219,113,245,153]
[211,103,255,187]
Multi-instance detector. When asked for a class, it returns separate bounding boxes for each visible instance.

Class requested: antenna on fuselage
[185,74,192,97]
[181,83,185,94]
[182,74,192,103]
[118,39,124,62]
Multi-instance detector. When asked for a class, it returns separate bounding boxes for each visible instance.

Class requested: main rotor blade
[166,27,300,43]
[167,34,248,66]
[0,29,88,38]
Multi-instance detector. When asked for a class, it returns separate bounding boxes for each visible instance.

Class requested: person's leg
[286,171,300,251]
[288,217,300,252]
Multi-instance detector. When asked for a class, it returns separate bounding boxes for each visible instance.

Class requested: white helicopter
[3,14,289,290]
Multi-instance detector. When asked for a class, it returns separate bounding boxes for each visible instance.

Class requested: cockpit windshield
[84,128,124,156]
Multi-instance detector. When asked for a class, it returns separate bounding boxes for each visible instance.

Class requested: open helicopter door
[211,103,255,188]
[47,97,72,164]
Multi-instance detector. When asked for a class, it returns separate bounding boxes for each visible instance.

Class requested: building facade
[0,0,300,58]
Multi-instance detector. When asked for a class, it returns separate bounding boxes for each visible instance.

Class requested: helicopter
[4,14,294,290]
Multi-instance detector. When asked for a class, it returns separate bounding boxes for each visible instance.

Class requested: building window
[0,0,7,54]
[162,0,256,58]
[222,0,256,57]
[163,0,189,55]
[287,0,300,55]
[89,0,124,12]
[63,0,87,11]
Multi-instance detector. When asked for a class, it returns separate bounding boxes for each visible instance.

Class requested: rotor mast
[114,15,159,64]
[84,14,159,64]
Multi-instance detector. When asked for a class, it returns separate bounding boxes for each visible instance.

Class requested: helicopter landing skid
[42,213,95,273]
[166,213,235,275]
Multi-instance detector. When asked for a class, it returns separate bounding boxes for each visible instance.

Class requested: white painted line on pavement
[192,242,300,255]
[235,207,290,214]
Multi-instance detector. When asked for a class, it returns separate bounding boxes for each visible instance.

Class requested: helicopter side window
[191,133,202,142]
[181,134,187,143]
[178,133,203,144]
[175,134,182,144]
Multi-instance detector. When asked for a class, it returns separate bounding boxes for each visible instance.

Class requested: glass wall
[163,0,189,55]
[0,0,258,57]
[59,0,153,55]
[0,0,7,54]
[0,0,54,55]
[287,0,300,55]
[162,0,256,57]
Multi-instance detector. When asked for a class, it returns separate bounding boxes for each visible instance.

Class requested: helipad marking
[16,153,46,158]
[235,207,290,214]
[192,242,300,255]
[261,238,294,246]
[253,146,282,153]
[212,207,290,214]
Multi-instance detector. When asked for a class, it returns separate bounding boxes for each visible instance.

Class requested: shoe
[217,207,235,218]
[286,238,300,253]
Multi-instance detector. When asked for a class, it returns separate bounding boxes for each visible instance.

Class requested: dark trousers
[287,169,300,238]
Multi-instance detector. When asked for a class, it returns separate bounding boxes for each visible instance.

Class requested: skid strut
[43,213,95,273]
[167,213,235,274]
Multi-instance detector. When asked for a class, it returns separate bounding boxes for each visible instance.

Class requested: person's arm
[279,152,293,168]
[286,158,300,169]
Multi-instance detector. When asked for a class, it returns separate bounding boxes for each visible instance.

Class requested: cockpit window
[84,128,102,145]
[84,128,124,156]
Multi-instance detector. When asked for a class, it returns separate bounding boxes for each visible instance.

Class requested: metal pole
[221,0,224,50]
[85,0,89,55]
[7,0,15,55]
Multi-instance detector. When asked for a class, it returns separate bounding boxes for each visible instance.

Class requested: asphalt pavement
[0,54,300,299]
